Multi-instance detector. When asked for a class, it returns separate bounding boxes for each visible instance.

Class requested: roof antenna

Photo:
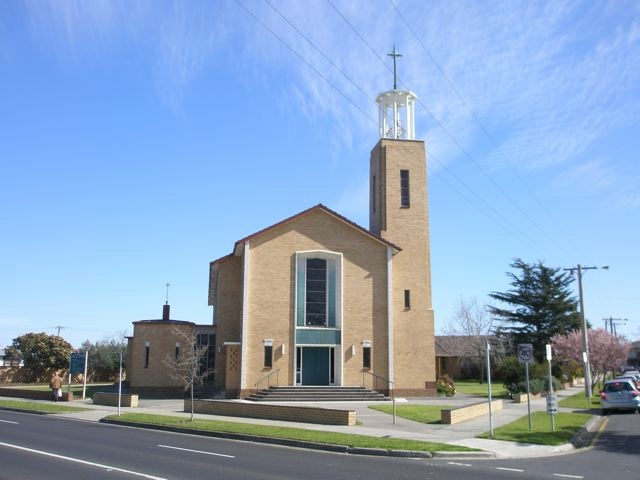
[165,282,170,305]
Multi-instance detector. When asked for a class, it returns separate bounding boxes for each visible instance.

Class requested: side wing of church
[209,79,436,398]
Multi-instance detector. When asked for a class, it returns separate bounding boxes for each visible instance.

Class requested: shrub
[437,375,456,396]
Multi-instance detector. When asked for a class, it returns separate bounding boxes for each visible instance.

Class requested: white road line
[553,474,584,479]
[496,467,524,472]
[157,444,236,458]
[0,441,167,480]
[0,419,19,424]
[447,462,472,467]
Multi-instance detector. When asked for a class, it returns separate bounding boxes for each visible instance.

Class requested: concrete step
[246,386,390,402]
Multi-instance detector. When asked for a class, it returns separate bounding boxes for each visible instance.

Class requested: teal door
[301,347,330,385]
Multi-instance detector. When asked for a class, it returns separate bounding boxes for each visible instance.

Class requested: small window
[175,342,180,364]
[363,345,372,370]
[144,343,150,368]
[400,169,410,207]
[404,290,411,309]
[264,345,273,368]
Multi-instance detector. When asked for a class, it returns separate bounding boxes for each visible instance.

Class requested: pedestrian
[50,372,62,402]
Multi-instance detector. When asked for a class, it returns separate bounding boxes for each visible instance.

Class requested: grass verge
[105,413,477,453]
[367,404,448,424]
[0,399,90,414]
[477,411,591,445]
[558,390,600,410]
[454,380,508,398]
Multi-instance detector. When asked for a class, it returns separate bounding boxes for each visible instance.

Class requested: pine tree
[489,258,580,361]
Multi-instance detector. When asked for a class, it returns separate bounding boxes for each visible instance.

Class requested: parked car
[600,379,640,414]
[616,375,640,391]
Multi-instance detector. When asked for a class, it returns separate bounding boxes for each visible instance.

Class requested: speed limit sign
[517,344,534,364]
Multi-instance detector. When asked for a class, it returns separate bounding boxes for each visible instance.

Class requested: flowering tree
[552,328,630,389]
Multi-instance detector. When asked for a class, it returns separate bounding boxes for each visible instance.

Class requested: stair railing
[363,371,396,424]
[254,369,280,393]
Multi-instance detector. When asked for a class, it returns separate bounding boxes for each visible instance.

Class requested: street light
[563,264,609,399]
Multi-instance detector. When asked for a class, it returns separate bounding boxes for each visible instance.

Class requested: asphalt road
[1,409,638,480]
[430,410,640,479]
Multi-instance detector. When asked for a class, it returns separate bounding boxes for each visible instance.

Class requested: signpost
[486,341,493,437]
[517,343,534,431]
[546,344,556,432]
[69,351,89,402]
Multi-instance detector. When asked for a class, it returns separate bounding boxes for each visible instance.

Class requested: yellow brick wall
[127,322,194,388]
[243,209,389,391]
[187,399,356,426]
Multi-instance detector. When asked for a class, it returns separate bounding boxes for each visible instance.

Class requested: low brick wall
[187,399,356,426]
[93,392,138,407]
[513,393,541,404]
[441,399,503,424]
[0,387,73,402]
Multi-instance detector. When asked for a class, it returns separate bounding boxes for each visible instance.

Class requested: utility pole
[604,317,627,337]
[54,325,65,336]
[563,264,609,399]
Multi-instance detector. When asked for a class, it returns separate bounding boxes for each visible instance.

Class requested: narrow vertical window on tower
[372,175,377,213]
[404,290,411,309]
[400,169,410,207]
[144,342,150,368]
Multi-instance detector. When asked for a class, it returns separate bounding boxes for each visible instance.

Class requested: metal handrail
[254,369,280,392]
[363,371,396,424]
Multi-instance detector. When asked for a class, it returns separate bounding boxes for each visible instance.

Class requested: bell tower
[369,47,436,395]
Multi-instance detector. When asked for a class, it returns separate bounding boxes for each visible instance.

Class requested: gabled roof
[210,203,401,265]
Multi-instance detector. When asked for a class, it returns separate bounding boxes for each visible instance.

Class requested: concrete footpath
[1,387,603,459]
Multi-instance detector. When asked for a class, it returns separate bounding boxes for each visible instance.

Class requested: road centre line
[158,444,236,458]
[0,442,167,480]
[553,475,583,479]
[447,462,472,467]
[496,467,524,472]
[0,419,19,424]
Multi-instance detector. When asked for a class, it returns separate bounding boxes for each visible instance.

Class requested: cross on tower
[387,45,402,90]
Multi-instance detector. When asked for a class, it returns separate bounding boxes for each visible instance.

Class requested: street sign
[70,352,85,374]
[517,344,534,364]
[546,344,552,361]
[546,394,558,415]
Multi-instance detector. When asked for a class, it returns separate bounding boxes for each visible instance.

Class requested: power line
[326,0,565,260]
[234,0,376,125]
[388,0,577,263]
[237,0,569,260]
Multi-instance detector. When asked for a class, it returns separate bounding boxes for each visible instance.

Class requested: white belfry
[377,46,417,140]
[376,90,417,140]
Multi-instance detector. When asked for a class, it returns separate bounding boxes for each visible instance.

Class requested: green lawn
[15,383,114,399]
[106,413,477,453]
[454,380,508,398]
[0,399,90,414]
[368,404,449,424]
[558,388,600,410]
[477,411,591,445]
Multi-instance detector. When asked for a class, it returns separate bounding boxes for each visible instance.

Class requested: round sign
[517,344,534,364]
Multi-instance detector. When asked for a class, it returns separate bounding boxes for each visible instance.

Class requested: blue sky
[1,0,638,349]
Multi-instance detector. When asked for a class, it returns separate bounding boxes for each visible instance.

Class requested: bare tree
[445,297,500,383]
[163,325,212,421]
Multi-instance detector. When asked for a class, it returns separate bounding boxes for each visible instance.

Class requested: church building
[209,72,436,398]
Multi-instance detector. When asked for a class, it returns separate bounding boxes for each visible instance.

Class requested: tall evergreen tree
[489,258,580,361]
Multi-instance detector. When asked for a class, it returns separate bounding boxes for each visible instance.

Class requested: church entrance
[297,347,335,386]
